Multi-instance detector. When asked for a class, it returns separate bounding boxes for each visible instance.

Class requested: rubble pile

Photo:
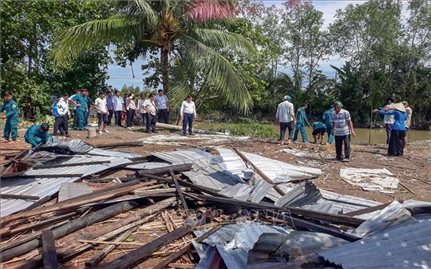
[0,139,430,269]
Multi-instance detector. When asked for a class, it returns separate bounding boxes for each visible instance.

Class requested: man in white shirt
[56,93,70,137]
[144,93,157,132]
[384,97,395,144]
[275,95,296,145]
[113,90,125,127]
[180,95,196,136]
[155,89,170,124]
[95,91,109,134]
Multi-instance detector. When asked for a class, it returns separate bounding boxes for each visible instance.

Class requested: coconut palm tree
[52,0,255,112]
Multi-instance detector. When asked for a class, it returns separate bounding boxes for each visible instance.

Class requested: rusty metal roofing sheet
[320,221,431,269]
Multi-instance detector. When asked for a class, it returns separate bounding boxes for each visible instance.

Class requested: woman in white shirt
[125,93,137,128]
[137,93,147,127]
[180,95,197,135]
[94,91,109,134]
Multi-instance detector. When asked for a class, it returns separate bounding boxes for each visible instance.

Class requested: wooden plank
[102,216,207,269]
[0,201,136,262]
[0,193,40,200]
[85,225,140,267]
[33,160,110,169]
[0,181,151,223]
[41,230,58,269]
[232,148,285,196]
[60,214,157,261]
[1,212,76,237]
[169,169,190,218]
[153,226,221,269]
[190,193,364,227]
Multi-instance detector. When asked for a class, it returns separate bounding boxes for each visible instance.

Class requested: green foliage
[0,0,114,120]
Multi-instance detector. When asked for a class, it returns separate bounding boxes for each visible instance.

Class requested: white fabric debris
[339,168,399,193]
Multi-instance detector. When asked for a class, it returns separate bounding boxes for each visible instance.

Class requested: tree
[0,0,114,116]
[282,2,330,102]
[52,0,256,113]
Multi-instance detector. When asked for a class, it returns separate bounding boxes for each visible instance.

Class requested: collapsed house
[0,139,430,269]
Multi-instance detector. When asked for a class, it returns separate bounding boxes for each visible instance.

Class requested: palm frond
[191,28,256,54]
[133,0,158,27]
[182,35,252,113]
[51,14,140,64]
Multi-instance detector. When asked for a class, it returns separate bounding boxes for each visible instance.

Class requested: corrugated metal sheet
[274,181,381,216]
[320,221,431,269]
[39,138,93,153]
[194,223,289,269]
[1,155,132,216]
[221,183,254,201]
[126,162,170,170]
[183,171,243,191]
[217,148,322,182]
[248,231,347,269]
[88,148,141,159]
[354,201,417,237]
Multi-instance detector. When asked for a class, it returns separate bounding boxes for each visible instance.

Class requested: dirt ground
[1,126,431,268]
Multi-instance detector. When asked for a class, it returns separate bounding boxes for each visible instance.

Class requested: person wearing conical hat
[374,102,407,156]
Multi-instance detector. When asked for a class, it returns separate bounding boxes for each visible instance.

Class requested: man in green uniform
[24,123,51,148]
[71,89,87,130]
[1,91,19,143]
[322,105,335,144]
[293,103,311,143]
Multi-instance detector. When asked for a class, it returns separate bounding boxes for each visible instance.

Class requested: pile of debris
[1,139,430,269]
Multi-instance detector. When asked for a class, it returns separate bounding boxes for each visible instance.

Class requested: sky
[106,0,369,89]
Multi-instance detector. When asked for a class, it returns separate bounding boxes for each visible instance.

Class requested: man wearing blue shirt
[322,106,334,144]
[312,121,326,145]
[293,103,311,143]
[25,123,51,148]
[374,103,407,156]
[71,90,87,131]
[0,91,19,143]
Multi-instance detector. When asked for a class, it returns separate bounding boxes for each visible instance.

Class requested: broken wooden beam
[101,216,207,269]
[84,225,141,268]
[232,148,285,196]
[41,230,58,269]
[0,201,137,262]
[135,163,193,177]
[189,193,364,227]
[33,161,110,169]
[0,181,152,223]
[152,226,221,269]
[0,193,40,200]
[169,169,190,218]
[1,212,77,238]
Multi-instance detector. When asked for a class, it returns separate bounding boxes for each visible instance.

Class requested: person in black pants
[331,101,356,162]
[145,94,157,132]
[180,95,196,135]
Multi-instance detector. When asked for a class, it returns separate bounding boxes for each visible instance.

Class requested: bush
[207,123,277,139]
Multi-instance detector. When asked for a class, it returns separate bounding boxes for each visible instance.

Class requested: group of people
[1,89,198,148]
[276,95,412,161]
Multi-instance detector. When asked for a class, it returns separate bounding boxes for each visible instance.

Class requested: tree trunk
[160,46,170,94]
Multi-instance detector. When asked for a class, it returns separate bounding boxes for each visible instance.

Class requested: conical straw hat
[391,102,406,112]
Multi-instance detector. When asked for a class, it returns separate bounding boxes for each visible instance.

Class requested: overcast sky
[106,0,369,89]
